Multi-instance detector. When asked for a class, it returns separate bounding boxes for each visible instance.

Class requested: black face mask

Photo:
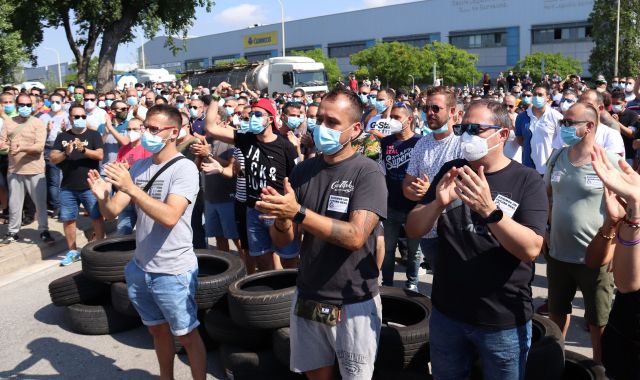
[116,111,128,120]
[145,100,154,108]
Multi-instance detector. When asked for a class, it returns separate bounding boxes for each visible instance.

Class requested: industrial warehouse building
[140,0,596,79]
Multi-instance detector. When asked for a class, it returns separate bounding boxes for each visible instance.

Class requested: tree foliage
[24,0,214,91]
[290,48,341,89]
[0,3,36,82]
[510,52,583,81]
[350,42,432,89]
[426,41,481,86]
[589,0,640,78]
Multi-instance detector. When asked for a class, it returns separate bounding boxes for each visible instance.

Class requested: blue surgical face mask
[375,100,387,114]
[532,96,546,109]
[189,108,199,118]
[238,119,250,133]
[248,115,266,134]
[560,126,584,146]
[18,106,32,117]
[422,111,448,134]
[287,116,303,129]
[68,86,75,93]
[4,104,15,114]
[234,94,240,99]
[225,106,235,116]
[105,99,114,108]
[72,118,86,129]
[313,124,353,155]
[141,131,168,153]
[306,117,316,131]
[359,94,368,104]
[368,96,376,106]
[127,97,137,106]
[176,102,184,109]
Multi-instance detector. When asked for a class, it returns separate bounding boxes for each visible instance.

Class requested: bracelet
[616,224,640,246]
[598,227,616,240]
[273,220,292,233]
[622,217,640,229]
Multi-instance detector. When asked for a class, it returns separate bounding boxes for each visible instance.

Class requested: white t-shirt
[504,130,522,163]
[528,106,563,174]
[86,107,107,132]
[595,123,625,156]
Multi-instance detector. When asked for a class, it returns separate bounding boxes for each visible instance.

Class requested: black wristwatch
[482,208,504,224]
[293,205,306,224]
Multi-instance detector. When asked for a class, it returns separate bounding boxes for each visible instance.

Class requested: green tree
[290,48,341,89]
[0,3,33,82]
[350,42,433,89]
[589,0,640,78]
[426,41,481,86]
[27,0,214,91]
[510,52,582,81]
[65,56,100,84]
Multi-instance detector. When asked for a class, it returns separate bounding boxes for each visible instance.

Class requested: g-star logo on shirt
[330,180,354,193]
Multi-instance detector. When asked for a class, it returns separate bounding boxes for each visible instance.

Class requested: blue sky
[33,0,414,67]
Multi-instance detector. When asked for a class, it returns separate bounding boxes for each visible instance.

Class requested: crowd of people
[0,71,638,380]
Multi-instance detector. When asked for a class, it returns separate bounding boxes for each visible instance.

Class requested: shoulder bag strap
[142,156,186,193]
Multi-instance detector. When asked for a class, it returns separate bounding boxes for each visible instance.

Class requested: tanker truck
[183,56,328,94]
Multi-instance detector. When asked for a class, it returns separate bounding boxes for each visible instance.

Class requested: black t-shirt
[290,153,387,305]
[234,131,298,208]
[53,129,104,191]
[203,139,235,203]
[421,159,548,329]
[380,134,420,213]
[617,109,640,158]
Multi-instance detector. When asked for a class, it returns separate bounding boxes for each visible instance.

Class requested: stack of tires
[206,269,304,380]
[47,236,247,344]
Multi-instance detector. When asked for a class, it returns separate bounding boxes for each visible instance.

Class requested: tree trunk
[96,6,139,92]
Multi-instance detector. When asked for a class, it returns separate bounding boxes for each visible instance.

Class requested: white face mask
[386,118,404,134]
[50,103,62,113]
[560,101,572,112]
[232,114,240,126]
[507,129,516,142]
[461,130,502,161]
[128,130,141,142]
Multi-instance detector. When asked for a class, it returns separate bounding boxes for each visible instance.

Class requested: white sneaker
[418,267,427,276]
[406,284,418,292]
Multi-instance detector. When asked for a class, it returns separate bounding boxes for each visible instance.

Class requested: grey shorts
[289,290,382,379]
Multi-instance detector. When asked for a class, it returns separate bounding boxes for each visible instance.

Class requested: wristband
[616,224,640,246]
[622,217,640,229]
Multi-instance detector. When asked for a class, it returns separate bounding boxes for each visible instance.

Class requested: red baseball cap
[252,98,276,118]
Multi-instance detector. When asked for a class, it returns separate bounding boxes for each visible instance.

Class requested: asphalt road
[0,252,591,379]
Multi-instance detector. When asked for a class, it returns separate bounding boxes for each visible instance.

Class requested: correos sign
[244,32,278,48]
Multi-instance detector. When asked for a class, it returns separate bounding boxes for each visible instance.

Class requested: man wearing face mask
[188,99,206,139]
[403,87,462,273]
[0,93,54,245]
[507,71,517,91]
[87,105,205,380]
[578,90,625,157]
[44,93,69,218]
[380,103,422,291]
[544,102,618,364]
[280,102,306,162]
[610,91,640,166]
[623,77,636,103]
[515,84,563,175]
[406,100,548,379]
[206,98,299,272]
[503,94,522,163]
[365,88,395,139]
[254,88,386,380]
[73,86,85,105]
[50,104,105,263]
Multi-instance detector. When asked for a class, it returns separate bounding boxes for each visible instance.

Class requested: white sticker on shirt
[328,195,349,213]
[551,171,562,183]
[585,174,603,188]
[494,194,519,218]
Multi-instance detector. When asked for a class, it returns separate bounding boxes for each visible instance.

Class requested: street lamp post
[277,0,286,57]
[43,47,62,87]
[614,0,621,77]
[409,74,415,90]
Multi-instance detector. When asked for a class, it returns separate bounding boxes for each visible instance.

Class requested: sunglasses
[505,104,515,109]
[424,104,444,113]
[189,105,199,110]
[84,98,96,101]
[72,115,87,120]
[17,103,32,107]
[51,100,62,104]
[249,111,264,118]
[559,119,589,128]
[114,107,129,112]
[142,124,175,135]
[453,123,502,136]
[126,128,141,131]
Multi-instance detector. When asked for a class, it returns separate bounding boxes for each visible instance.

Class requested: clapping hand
[255,178,300,221]
[87,169,112,201]
[103,162,135,194]
[201,159,223,175]
[453,166,496,218]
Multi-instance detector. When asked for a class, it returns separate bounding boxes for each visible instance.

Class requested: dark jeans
[381,208,422,287]
[45,161,61,210]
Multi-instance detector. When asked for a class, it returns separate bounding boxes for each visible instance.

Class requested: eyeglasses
[84,98,96,101]
[249,111,264,118]
[453,123,502,136]
[126,128,141,131]
[424,104,444,114]
[504,104,515,109]
[560,98,576,104]
[17,103,32,107]
[142,124,175,135]
[114,107,129,112]
[71,115,87,120]
[51,100,62,105]
[559,119,589,128]
[189,105,199,110]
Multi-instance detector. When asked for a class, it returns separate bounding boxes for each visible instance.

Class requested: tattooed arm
[270,208,380,252]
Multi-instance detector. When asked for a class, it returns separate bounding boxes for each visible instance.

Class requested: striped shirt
[233,147,247,202]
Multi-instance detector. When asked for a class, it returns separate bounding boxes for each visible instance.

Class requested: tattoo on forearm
[327,210,379,249]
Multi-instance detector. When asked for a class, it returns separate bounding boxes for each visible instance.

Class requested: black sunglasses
[249,111,264,118]
[424,104,444,114]
[17,103,32,107]
[453,123,502,136]
[559,119,590,128]
[72,115,87,120]
[189,105,199,110]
